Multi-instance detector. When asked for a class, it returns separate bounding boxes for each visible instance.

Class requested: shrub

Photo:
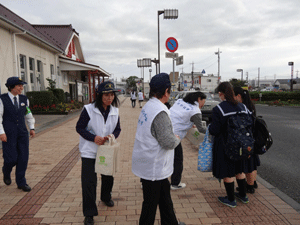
[51,88,65,104]
[26,91,54,108]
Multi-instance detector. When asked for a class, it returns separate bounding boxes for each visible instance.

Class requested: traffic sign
[165,37,178,52]
[176,55,183,65]
[165,52,178,58]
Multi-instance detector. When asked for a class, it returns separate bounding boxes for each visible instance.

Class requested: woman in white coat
[138,90,144,108]
[169,92,207,190]
[76,81,121,225]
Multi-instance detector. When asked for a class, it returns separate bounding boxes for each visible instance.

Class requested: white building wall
[0,28,14,94]
[16,36,58,92]
[0,26,59,94]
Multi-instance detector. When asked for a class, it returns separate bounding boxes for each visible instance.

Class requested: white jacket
[132,98,174,181]
[79,103,119,159]
[138,92,144,101]
[170,99,201,139]
[130,92,136,100]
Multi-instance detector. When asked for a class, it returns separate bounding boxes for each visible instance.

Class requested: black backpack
[253,116,273,154]
[225,111,255,161]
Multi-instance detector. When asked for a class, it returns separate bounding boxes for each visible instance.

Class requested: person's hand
[0,134,7,142]
[94,136,107,145]
[30,130,35,138]
[175,134,180,140]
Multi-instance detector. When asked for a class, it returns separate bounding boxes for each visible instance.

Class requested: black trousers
[131,99,136,108]
[140,178,178,225]
[171,142,183,186]
[81,157,114,217]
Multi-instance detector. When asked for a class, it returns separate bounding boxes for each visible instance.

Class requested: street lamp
[237,69,243,81]
[288,62,294,92]
[137,58,152,95]
[158,9,178,74]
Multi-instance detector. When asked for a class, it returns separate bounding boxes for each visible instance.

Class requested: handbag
[197,126,213,172]
[95,135,120,176]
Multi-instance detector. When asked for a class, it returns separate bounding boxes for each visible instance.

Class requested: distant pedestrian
[209,82,251,208]
[130,90,137,108]
[138,90,144,108]
[0,77,35,192]
[234,87,259,193]
[132,73,185,225]
[170,91,207,190]
[76,81,121,225]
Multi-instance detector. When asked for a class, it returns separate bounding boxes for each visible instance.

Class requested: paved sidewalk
[0,96,300,224]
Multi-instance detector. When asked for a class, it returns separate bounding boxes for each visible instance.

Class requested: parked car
[169,91,220,123]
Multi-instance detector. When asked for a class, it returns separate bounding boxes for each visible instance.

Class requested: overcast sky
[2,0,300,82]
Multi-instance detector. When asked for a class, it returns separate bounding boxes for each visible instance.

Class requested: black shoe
[84,216,94,225]
[103,199,114,207]
[3,176,11,185]
[18,184,31,192]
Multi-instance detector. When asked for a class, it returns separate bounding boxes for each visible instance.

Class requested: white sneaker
[171,183,186,190]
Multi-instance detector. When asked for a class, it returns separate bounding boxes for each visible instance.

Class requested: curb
[256,175,300,213]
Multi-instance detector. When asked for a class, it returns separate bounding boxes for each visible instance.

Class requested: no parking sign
[165,37,178,52]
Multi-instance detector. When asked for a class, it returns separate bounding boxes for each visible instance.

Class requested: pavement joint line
[0,145,80,223]
[0,96,127,224]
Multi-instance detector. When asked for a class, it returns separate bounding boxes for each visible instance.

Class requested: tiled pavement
[0,96,300,225]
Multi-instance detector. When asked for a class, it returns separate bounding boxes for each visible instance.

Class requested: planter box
[32,108,82,115]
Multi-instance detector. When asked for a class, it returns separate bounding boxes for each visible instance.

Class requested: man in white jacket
[132,73,185,225]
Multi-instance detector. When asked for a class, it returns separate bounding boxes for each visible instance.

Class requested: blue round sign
[166,37,178,52]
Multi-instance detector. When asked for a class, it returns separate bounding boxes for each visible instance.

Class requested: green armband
[26,106,32,115]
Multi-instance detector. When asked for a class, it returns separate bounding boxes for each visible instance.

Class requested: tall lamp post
[158,9,178,74]
[237,69,243,81]
[288,62,294,92]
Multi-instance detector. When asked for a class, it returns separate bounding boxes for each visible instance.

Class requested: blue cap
[5,77,27,87]
[97,81,118,93]
[150,73,171,92]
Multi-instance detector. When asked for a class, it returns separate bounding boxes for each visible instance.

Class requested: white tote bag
[95,136,120,176]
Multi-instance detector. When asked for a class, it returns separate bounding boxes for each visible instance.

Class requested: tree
[126,76,138,91]
[229,78,247,88]
[46,78,56,91]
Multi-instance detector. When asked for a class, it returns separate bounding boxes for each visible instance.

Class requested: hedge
[51,88,65,104]
[250,91,300,101]
[26,91,54,107]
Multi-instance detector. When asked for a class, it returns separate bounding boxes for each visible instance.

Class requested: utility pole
[215,48,222,84]
[191,62,194,89]
[258,67,260,89]
[296,70,299,79]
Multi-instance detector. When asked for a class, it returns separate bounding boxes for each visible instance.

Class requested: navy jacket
[0,93,28,136]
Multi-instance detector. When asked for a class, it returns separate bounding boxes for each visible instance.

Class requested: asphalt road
[255,104,300,204]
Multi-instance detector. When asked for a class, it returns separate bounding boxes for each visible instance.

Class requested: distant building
[274,78,300,91]
[178,72,218,92]
[249,79,274,89]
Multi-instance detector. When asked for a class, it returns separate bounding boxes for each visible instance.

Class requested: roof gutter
[0,15,64,53]
[13,31,26,77]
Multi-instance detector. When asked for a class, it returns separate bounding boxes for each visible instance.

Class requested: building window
[19,54,27,92]
[207,79,211,82]
[29,57,35,90]
[36,60,43,91]
[50,64,56,82]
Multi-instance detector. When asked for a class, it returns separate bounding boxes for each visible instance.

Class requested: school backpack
[225,111,255,161]
[253,116,273,154]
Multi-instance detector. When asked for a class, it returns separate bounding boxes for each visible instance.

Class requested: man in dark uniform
[0,77,35,192]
